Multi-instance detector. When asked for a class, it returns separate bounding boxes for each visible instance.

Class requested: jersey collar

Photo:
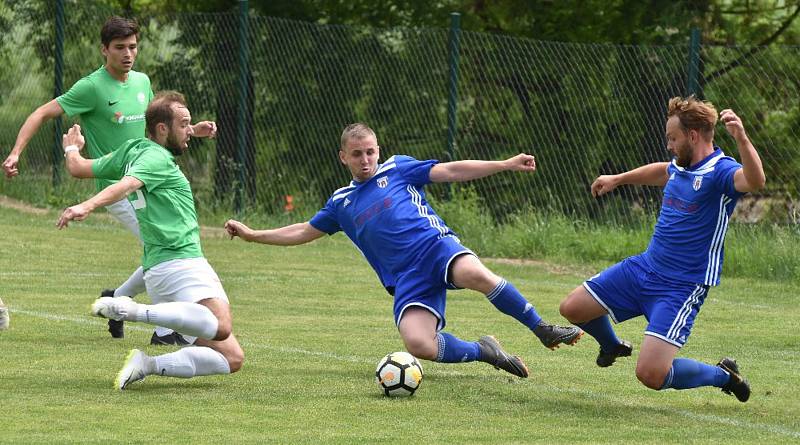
[671,146,724,172]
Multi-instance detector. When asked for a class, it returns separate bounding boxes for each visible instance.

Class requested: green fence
[1,0,798,224]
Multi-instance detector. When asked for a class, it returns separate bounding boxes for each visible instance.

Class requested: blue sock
[577,316,621,352]
[660,358,730,390]
[435,332,480,363]
[486,279,542,330]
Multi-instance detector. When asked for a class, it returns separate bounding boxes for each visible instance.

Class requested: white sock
[133,302,219,340]
[114,267,146,297]
[153,347,231,378]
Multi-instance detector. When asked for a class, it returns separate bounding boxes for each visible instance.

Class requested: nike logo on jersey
[108,100,120,106]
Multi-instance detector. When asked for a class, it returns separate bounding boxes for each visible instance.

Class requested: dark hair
[146,91,187,137]
[100,16,139,47]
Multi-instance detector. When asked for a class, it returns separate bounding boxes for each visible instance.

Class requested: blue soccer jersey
[643,148,743,286]
[310,155,460,290]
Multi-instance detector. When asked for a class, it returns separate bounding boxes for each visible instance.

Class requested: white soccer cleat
[91,296,136,321]
[115,349,150,390]
[0,298,9,331]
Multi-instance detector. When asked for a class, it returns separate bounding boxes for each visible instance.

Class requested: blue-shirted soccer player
[559,96,765,402]
[225,123,583,378]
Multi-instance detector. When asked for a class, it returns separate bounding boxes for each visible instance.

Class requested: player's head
[100,16,139,75]
[146,91,193,156]
[666,96,718,167]
[339,123,380,181]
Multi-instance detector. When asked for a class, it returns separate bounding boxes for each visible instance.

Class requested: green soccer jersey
[92,138,202,270]
[57,66,154,192]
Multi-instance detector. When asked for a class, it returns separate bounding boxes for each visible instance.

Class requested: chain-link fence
[1,0,798,224]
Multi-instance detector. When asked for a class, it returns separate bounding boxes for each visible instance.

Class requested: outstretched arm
[429,153,536,183]
[191,121,217,139]
[3,99,64,178]
[224,220,326,246]
[591,162,669,197]
[720,109,766,193]
[61,124,93,178]
[56,176,143,229]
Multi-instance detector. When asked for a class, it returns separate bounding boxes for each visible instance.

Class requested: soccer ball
[375,351,423,397]
[0,298,9,330]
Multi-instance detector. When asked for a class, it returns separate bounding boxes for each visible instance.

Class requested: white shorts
[144,257,229,306]
[105,198,141,241]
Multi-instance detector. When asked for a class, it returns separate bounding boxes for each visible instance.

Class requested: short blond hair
[667,96,718,140]
[340,123,376,149]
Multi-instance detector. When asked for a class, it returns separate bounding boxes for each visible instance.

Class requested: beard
[674,142,693,168]
[165,131,187,156]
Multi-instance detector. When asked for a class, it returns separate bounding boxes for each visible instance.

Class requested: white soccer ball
[375,351,423,397]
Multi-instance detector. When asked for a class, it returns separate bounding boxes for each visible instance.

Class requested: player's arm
[720,109,766,193]
[191,121,217,139]
[429,153,536,183]
[224,220,325,246]
[591,162,669,197]
[60,124,94,178]
[3,99,65,178]
[56,176,143,229]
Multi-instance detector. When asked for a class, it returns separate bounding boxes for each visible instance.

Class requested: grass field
[0,203,798,444]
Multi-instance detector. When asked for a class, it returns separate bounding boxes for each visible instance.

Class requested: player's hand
[3,153,20,178]
[591,175,619,197]
[720,109,747,140]
[505,153,536,172]
[56,204,90,229]
[192,121,217,139]
[224,219,254,241]
[62,124,85,151]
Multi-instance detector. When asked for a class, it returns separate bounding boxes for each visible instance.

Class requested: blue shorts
[583,254,709,348]
[393,235,473,332]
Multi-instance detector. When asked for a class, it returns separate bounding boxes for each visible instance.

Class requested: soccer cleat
[101,289,125,339]
[477,335,529,378]
[533,322,584,350]
[596,340,633,367]
[150,331,190,346]
[717,357,751,402]
[115,349,150,390]
[91,296,137,322]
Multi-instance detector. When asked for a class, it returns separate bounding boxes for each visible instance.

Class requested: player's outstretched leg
[91,296,222,341]
[115,338,242,390]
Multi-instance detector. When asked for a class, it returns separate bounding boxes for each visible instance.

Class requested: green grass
[0,204,798,444]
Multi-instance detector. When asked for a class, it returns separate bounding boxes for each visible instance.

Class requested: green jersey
[92,138,202,270]
[57,66,154,192]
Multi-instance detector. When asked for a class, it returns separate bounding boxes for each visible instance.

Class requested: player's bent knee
[213,321,232,341]
[402,336,437,361]
[559,297,579,322]
[635,365,669,390]
[226,349,245,373]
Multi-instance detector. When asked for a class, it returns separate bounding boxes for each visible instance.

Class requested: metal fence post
[52,0,64,187]
[687,27,701,97]
[235,0,250,214]
[446,12,461,163]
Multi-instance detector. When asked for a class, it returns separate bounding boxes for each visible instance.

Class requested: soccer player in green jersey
[3,16,216,343]
[56,91,242,390]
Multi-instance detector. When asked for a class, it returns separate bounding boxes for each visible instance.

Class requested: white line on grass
[9,307,799,440]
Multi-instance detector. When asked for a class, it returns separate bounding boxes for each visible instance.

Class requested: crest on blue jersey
[693,176,703,191]
[377,176,389,188]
